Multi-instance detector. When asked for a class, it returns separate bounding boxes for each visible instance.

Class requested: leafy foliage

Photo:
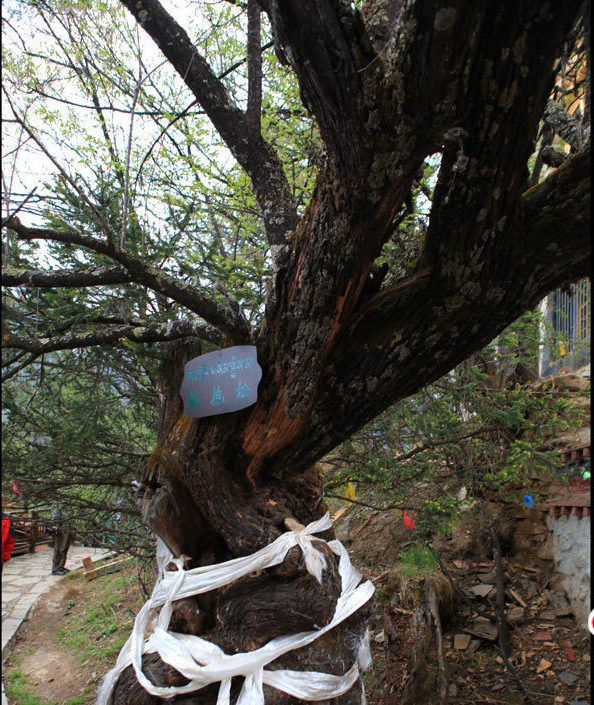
[326,310,585,537]
[2,344,157,555]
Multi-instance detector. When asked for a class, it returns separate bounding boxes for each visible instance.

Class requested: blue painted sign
[180,346,262,418]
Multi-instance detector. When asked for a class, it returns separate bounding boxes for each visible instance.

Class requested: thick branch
[259,0,378,173]
[246,0,262,139]
[2,318,222,355]
[4,219,251,342]
[119,0,298,245]
[540,145,569,168]
[263,149,590,477]
[252,3,582,463]
[418,1,582,272]
[543,99,585,151]
[523,147,590,255]
[2,265,132,288]
[4,220,113,256]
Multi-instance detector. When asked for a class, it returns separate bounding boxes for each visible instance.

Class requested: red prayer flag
[403,510,416,530]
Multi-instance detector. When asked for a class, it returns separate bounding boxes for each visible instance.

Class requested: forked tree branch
[266,147,590,477]
[119,0,298,245]
[2,318,223,355]
[415,2,582,273]
[2,265,132,288]
[258,0,378,174]
[4,219,252,342]
[351,148,590,363]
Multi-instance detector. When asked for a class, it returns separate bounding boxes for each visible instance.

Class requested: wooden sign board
[180,345,262,418]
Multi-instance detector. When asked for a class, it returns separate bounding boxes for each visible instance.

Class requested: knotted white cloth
[97,513,374,704]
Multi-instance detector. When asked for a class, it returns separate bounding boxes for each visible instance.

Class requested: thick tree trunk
[108,147,589,705]
[111,339,373,704]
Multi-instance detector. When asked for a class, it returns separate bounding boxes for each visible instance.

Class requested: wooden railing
[7,513,53,556]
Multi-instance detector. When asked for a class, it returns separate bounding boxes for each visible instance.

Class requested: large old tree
[2,0,590,702]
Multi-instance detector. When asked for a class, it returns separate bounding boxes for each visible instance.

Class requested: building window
[539,279,591,376]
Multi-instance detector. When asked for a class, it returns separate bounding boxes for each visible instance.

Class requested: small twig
[1,187,37,226]
[489,523,511,657]
[427,579,448,704]
[1,353,41,383]
[23,159,115,256]
[494,644,539,705]
[372,569,390,583]
[2,89,116,243]
[385,424,499,474]
[325,493,410,511]
[133,38,273,194]
[436,549,537,703]
[219,40,274,80]
[353,514,373,536]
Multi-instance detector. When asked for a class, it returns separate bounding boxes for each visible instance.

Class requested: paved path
[1,545,114,705]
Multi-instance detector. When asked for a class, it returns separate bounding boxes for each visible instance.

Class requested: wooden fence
[6,512,54,556]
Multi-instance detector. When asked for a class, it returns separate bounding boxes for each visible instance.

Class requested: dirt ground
[6,582,89,702]
[3,501,591,705]
[4,565,142,705]
[339,500,591,705]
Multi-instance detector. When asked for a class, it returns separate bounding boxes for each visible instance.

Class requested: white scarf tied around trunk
[97,513,374,704]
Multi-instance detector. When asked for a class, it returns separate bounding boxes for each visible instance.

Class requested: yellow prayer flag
[344,481,356,501]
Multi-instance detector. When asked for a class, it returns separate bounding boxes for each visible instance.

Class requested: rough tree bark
[2,1,590,703]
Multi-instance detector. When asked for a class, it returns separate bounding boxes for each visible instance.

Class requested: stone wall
[547,512,591,628]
